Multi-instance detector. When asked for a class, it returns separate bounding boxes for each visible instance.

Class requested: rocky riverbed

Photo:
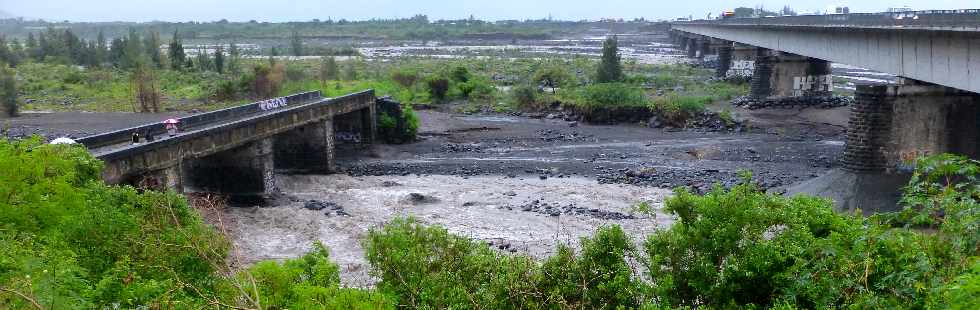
[2,104,848,286]
[222,106,847,285]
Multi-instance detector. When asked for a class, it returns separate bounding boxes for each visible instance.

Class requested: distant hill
[0,10,15,19]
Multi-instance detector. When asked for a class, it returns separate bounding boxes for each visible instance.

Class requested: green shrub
[569,82,648,114]
[285,63,307,81]
[1,66,16,116]
[511,84,539,110]
[425,76,449,102]
[0,137,227,308]
[650,94,708,126]
[364,217,648,309]
[233,242,394,309]
[62,68,86,84]
[390,68,419,88]
[450,66,470,83]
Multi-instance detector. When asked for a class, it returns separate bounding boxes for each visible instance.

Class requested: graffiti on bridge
[336,131,362,143]
[259,97,289,111]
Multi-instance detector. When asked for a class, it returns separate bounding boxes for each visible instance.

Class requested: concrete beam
[672,25,980,94]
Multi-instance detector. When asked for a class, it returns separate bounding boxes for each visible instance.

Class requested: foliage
[566,82,647,114]
[0,137,228,309]
[511,84,540,110]
[646,160,980,308]
[596,35,623,83]
[390,67,419,88]
[319,56,339,83]
[364,217,647,309]
[649,94,708,126]
[1,66,16,116]
[376,103,419,144]
[233,242,394,309]
[130,61,161,112]
[425,76,450,101]
[533,64,575,93]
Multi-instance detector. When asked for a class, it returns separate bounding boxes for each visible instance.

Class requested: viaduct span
[79,90,377,196]
[670,11,980,177]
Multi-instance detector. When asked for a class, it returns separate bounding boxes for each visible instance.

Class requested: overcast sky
[1,0,975,22]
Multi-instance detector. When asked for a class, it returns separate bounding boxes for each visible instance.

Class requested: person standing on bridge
[164,118,180,136]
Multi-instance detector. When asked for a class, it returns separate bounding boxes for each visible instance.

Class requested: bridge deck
[80,92,323,157]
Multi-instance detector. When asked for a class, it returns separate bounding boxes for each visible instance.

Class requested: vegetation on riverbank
[1,137,977,309]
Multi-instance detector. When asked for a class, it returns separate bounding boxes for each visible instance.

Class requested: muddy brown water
[223,174,671,287]
[221,108,847,286]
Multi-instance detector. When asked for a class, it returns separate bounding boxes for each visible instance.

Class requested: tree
[120,28,143,69]
[143,31,162,68]
[342,61,358,81]
[195,47,211,72]
[290,29,304,56]
[319,56,339,83]
[108,37,124,66]
[131,60,161,113]
[227,42,241,74]
[595,35,623,83]
[213,45,225,74]
[533,65,574,94]
[733,7,755,18]
[781,6,798,16]
[25,33,38,61]
[95,30,108,66]
[0,36,17,67]
[168,30,186,70]
[1,66,17,117]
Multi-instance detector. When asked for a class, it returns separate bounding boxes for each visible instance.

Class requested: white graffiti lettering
[259,97,289,111]
[336,131,362,143]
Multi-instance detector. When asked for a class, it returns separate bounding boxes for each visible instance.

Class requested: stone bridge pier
[751,50,832,98]
[843,81,980,172]
[792,81,980,212]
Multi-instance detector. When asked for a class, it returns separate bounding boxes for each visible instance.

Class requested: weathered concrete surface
[92,90,376,194]
[786,169,910,213]
[671,23,980,94]
[274,119,336,174]
[842,83,980,172]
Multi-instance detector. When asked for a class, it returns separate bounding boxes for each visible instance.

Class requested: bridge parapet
[94,90,376,196]
[78,91,322,150]
[674,10,980,32]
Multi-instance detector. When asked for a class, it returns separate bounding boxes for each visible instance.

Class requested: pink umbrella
[163,118,179,125]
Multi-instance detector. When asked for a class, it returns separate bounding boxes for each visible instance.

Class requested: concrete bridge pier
[714,41,733,78]
[792,81,980,212]
[750,48,775,97]
[843,81,980,172]
[273,119,336,174]
[751,51,833,98]
[697,39,710,60]
[686,38,698,58]
[182,138,277,197]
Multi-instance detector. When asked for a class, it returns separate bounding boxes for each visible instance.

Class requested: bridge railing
[676,10,980,31]
[95,89,375,161]
[77,91,322,149]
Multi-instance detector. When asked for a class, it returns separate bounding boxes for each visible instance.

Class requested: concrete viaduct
[670,10,980,175]
[78,90,377,197]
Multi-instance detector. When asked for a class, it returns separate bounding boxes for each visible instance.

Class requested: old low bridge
[78,90,377,196]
